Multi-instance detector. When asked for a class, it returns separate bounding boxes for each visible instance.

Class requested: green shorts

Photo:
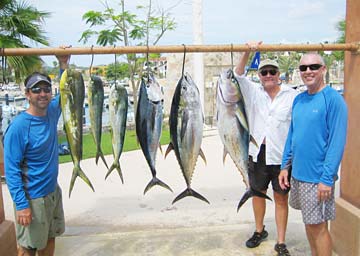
[15,185,65,250]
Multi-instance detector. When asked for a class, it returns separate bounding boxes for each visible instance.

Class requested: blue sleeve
[4,120,29,210]
[319,94,348,186]
[281,97,298,170]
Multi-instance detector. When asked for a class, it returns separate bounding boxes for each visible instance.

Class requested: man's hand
[246,41,263,51]
[278,169,290,190]
[56,45,72,70]
[16,208,32,226]
[235,41,263,76]
[317,182,332,201]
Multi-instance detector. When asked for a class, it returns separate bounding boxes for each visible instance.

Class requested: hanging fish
[216,69,271,211]
[106,84,128,182]
[136,73,172,194]
[165,73,208,204]
[88,75,108,169]
[60,69,94,196]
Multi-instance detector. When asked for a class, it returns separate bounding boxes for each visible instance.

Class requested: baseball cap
[258,59,279,70]
[25,73,51,89]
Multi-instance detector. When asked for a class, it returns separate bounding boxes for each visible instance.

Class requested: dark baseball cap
[25,73,51,89]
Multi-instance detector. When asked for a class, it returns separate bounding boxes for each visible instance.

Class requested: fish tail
[105,162,124,184]
[96,149,109,170]
[164,143,174,159]
[143,176,173,195]
[172,188,210,205]
[237,188,272,212]
[69,164,95,197]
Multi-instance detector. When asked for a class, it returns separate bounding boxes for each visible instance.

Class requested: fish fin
[165,143,174,159]
[172,188,210,205]
[158,144,163,155]
[69,164,95,197]
[105,162,124,184]
[237,188,272,212]
[143,176,173,195]
[250,135,259,148]
[235,108,249,132]
[222,147,228,164]
[199,148,207,165]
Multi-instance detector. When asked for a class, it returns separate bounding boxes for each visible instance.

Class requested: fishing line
[181,44,186,77]
[145,0,152,82]
[89,45,94,77]
[114,46,117,88]
[146,44,150,81]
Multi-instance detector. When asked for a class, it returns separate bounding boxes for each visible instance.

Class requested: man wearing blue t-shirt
[4,55,70,256]
[279,52,348,256]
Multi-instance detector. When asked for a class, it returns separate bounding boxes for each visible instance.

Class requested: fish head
[90,75,103,85]
[217,69,241,104]
[145,73,163,103]
[180,73,200,105]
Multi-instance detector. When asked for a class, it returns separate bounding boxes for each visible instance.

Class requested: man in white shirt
[234,42,298,256]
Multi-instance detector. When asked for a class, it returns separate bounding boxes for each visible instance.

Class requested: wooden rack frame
[1,43,359,56]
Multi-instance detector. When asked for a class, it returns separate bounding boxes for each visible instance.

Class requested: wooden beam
[0,43,358,57]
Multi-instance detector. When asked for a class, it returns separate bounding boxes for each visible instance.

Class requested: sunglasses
[299,64,323,72]
[260,69,277,76]
[30,87,51,94]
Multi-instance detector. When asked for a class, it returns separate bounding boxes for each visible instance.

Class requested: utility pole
[192,0,204,111]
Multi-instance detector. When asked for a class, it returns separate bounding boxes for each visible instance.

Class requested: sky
[26,0,346,67]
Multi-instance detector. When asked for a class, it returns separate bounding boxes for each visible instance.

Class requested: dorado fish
[106,84,128,182]
[88,75,108,169]
[136,74,172,194]
[60,69,94,196]
[216,69,271,211]
[165,73,208,204]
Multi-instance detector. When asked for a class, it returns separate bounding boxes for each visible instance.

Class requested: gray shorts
[15,185,65,250]
[289,178,335,225]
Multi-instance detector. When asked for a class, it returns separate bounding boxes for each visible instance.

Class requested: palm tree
[0,0,50,83]
[278,52,301,83]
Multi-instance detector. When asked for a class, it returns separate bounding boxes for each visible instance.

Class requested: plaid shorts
[289,178,335,225]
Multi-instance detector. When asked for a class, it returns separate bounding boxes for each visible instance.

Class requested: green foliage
[105,62,129,80]
[0,0,50,81]
[336,20,346,44]
[278,52,301,83]
[332,19,346,61]
[58,129,170,164]
[79,0,177,112]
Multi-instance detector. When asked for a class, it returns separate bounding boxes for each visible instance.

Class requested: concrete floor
[3,129,316,255]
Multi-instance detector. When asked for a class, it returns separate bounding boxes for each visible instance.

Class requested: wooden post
[0,134,17,256]
[330,1,360,256]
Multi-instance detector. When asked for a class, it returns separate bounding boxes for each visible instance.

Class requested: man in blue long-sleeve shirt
[4,55,70,256]
[279,52,348,256]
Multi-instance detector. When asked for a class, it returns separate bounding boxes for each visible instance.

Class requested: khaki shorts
[15,185,65,250]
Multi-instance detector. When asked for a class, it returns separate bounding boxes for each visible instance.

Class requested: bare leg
[37,238,55,256]
[17,246,36,256]
[305,222,332,256]
[273,192,288,244]
[252,190,267,232]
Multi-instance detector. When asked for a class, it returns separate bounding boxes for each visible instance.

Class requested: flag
[249,51,260,70]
